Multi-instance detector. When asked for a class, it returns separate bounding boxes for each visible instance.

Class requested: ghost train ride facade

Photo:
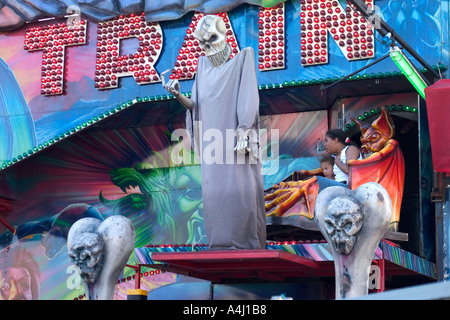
[0,0,448,300]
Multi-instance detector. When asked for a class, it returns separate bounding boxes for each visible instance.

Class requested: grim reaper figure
[162,15,266,250]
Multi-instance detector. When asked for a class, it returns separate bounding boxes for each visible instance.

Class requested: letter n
[300,0,375,66]
[94,12,163,90]
[257,2,286,71]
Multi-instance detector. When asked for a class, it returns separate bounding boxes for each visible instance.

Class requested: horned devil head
[350,107,395,157]
[193,15,227,56]
[324,196,364,255]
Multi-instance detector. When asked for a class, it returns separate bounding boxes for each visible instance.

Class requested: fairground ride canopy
[0,0,447,169]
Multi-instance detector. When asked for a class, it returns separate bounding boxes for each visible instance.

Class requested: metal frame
[348,0,440,83]
[126,242,434,298]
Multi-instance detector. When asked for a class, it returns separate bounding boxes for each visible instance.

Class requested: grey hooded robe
[186,47,266,250]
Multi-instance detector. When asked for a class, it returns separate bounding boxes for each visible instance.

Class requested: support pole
[126,264,147,300]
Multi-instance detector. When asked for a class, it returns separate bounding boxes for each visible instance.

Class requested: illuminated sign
[24,20,87,96]
[300,0,374,65]
[23,1,374,96]
[258,4,286,71]
[94,13,163,90]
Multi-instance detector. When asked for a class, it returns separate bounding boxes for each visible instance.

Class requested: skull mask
[324,196,364,255]
[68,232,104,284]
[194,15,231,67]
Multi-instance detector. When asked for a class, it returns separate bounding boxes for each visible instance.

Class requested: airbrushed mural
[0,0,446,299]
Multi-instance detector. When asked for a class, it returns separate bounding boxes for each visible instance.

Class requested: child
[320,155,335,180]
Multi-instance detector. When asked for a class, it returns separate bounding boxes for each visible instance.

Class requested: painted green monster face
[101,163,204,244]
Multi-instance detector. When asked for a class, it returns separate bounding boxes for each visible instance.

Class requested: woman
[323,129,362,184]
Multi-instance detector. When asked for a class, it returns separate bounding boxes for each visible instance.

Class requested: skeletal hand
[264,177,318,218]
[161,69,180,96]
[234,128,250,154]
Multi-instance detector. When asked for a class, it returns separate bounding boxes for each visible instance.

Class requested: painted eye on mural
[176,174,198,190]
[178,191,202,214]
[176,173,202,213]
[184,188,201,201]
[368,132,381,141]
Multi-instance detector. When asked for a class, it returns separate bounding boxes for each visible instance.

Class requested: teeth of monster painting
[124,185,142,194]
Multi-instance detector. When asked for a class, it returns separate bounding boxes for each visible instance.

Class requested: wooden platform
[145,243,433,284]
[149,249,334,283]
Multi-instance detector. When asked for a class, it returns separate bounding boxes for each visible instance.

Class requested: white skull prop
[68,232,104,284]
[315,182,392,299]
[194,15,227,56]
[160,15,231,102]
[324,196,364,255]
[67,216,135,300]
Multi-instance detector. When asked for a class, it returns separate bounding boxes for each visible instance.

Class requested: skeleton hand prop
[234,128,250,154]
[161,69,193,110]
[161,69,180,96]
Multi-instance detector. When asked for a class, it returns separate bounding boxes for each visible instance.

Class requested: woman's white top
[333,146,362,183]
